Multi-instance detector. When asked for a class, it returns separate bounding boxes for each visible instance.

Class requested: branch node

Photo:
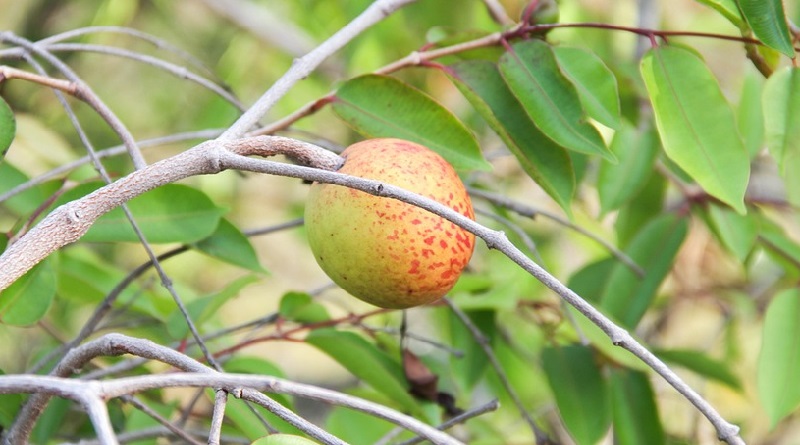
[67,207,82,224]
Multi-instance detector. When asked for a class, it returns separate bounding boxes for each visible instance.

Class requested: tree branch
[0,135,745,444]
[220,0,418,138]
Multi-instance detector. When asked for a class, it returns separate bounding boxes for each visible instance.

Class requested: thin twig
[396,399,501,445]
[0,31,147,169]
[119,394,204,445]
[481,0,514,25]
[208,389,228,445]
[221,0,418,138]
[469,187,644,276]
[444,299,551,445]
[39,42,245,110]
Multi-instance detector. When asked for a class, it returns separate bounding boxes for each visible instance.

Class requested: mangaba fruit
[305,138,475,309]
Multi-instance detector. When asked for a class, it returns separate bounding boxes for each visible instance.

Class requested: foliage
[0,0,799,444]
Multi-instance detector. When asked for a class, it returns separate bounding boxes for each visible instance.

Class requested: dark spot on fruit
[424,236,435,245]
[408,260,420,274]
[439,240,448,249]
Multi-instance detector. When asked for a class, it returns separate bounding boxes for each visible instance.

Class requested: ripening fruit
[305,138,475,309]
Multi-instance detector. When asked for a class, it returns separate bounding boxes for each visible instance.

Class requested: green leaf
[610,369,666,445]
[57,183,226,243]
[448,60,575,213]
[499,40,612,160]
[553,46,621,129]
[760,230,800,273]
[695,0,744,27]
[447,308,495,391]
[708,204,758,261]
[614,173,667,248]
[0,95,15,159]
[567,258,615,304]
[225,356,285,378]
[757,288,800,426]
[0,257,56,326]
[737,70,765,158]
[641,45,750,214]
[31,397,72,444]
[597,121,659,215]
[763,67,800,168]
[0,162,62,216]
[332,74,489,171]
[193,218,266,273]
[166,275,258,338]
[762,67,800,207]
[601,213,688,328]
[306,329,419,413]
[278,291,331,323]
[542,344,610,445]
[252,435,319,445]
[738,0,794,57]
[326,407,394,444]
[57,248,131,304]
[654,348,743,391]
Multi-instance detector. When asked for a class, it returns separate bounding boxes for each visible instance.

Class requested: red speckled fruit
[305,138,475,309]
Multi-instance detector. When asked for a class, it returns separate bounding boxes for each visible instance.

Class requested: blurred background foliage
[1,0,800,444]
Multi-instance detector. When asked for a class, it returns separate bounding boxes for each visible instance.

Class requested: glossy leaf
[553,46,621,129]
[737,70,765,158]
[739,0,794,57]
[654,348,743,391]
[601,213,688,328]
[708,204,758,261]
[542,344,610,445]
[57,183,225,243]
[0,95,14,159]
[448,60,575,212]
[306,329,419,413]
[278,291,330,323]
[610,369,666,445]
[332,74,489,171]
[641,45,750,213]
[499,40,612,160]
[194,218,266,273]
[695,0,744,27]
[0,258,56,326]
[757,288,800,426]
[598,121,659,215]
